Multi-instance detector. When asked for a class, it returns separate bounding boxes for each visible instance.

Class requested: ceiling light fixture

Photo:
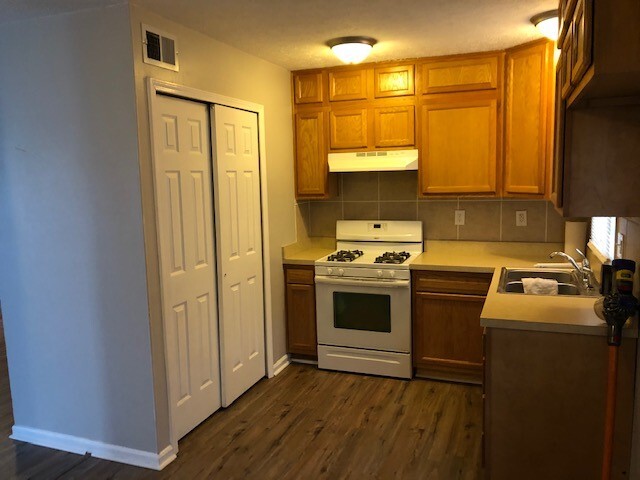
[531,10,559,41]
[327,36,377,64]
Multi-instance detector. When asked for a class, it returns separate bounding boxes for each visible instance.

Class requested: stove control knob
[377,270,383,277]
[327,268,333,275]
[338,268,345,276]
[389,270,396,278]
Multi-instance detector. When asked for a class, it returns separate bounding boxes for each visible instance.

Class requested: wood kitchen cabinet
[374,64,415,98]
[329,69,368,102]
[373,106,415,148]
[412,270,492,383]
[420,95,498,195]
[552,0,640,216]
[503,40,554,196]
[284,265,317,359]
[558,0,640,104]
[293,72,324,104]
[294,110,332,198]
[421,53,499,94]
[484,327,636,479]
[291,44,559,201]
[329,108,368,149]
[570,0,593,84]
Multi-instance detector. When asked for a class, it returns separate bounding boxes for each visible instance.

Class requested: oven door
[315,275,411,353]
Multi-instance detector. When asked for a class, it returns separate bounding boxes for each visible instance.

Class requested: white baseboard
[11,425,176,470]
[273,354,290,376]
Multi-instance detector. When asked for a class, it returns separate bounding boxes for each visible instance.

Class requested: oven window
[333,292,391,333]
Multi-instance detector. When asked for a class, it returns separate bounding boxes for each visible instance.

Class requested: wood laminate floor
[0,317,483,479]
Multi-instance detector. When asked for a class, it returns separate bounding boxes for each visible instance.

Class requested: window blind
[590,217,616,260]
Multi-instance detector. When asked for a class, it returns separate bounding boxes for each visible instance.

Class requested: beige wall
[128,3,296,450]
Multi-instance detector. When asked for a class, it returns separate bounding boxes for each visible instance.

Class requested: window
[589,217,616,260]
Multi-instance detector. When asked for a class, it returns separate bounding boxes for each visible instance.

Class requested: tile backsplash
[297,171,565,242]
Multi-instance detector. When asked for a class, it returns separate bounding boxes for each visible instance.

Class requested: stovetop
[314,220,423,279]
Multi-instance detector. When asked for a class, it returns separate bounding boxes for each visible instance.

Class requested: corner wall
[0,5,159,453]
[128,3,296,450]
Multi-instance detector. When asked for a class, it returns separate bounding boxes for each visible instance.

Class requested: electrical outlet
[516,210,527,227]
[454,210,465,226]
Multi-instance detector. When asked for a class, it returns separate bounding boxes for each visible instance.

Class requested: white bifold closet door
[211,105,266,407]
[152,95,221,440]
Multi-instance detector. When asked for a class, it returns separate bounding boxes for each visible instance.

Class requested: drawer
[413,270,492,295]
[285,266,315,285]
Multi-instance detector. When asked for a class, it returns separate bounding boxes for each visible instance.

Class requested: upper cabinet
[552,0,640,217]
[330,108,368,149]
[503,41,554,196]
[558,0,640,104]
[419,52,503,196]
[291,44,555,201]
[329,69,368,101]
[421,54,499,94]
[295,110,329,198]
[374,106,415,148]
[374,65,415,97]
[421,96,498,195]
[293,72,323,104]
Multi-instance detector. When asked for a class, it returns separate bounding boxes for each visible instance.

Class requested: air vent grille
[142,24,179,71]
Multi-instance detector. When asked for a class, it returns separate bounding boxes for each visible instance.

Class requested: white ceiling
[137,0,557,70]
[1,0,557,70]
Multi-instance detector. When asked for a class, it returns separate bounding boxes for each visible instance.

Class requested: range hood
[328,149,418,173]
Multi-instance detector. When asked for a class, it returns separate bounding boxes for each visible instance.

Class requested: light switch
[516,210,527,227]
[455,210,465,226]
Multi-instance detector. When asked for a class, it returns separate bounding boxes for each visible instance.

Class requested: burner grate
[326,250,364,262]
[374,251,411,264]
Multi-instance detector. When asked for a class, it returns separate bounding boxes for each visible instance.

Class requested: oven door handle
[315,276,410,289]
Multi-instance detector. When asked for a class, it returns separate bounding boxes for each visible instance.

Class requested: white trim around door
[147,78,275,453]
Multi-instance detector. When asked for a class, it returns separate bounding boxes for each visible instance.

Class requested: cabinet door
[374,64,415,98]
[571,0,593,84]
[421,97,498,194]
[413,292,485,371]
[551,52,566,208]
[295,110,327,197]
[503,42,552,196]
[421,55,498,94]
[329,108,368,149]
[329,69,367,101]
[294,72,323,104]
[374,106,415,148]
[286,283,317,357]
[561,29,573,99]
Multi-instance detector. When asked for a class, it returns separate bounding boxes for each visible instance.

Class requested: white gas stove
[314,220,423,379]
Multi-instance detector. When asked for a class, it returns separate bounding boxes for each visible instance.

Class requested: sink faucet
[549,249,594,289]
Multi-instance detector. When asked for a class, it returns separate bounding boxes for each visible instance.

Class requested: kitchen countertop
[283,247,335,265]
[282,239,637,338]
[412,241,636,337]
[282,238,335,265]
[480,271,637,337]
[411,241,563,272]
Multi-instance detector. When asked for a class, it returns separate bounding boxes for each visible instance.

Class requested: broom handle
[602,345,619,480]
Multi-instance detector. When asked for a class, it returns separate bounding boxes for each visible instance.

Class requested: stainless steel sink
[497,267,598,297]
[503,268,574,284]
[502,281,580,295]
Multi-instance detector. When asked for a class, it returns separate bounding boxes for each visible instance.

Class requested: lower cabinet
[484,327,636,479]
[284,265,317,359]
[412,270,491,383]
